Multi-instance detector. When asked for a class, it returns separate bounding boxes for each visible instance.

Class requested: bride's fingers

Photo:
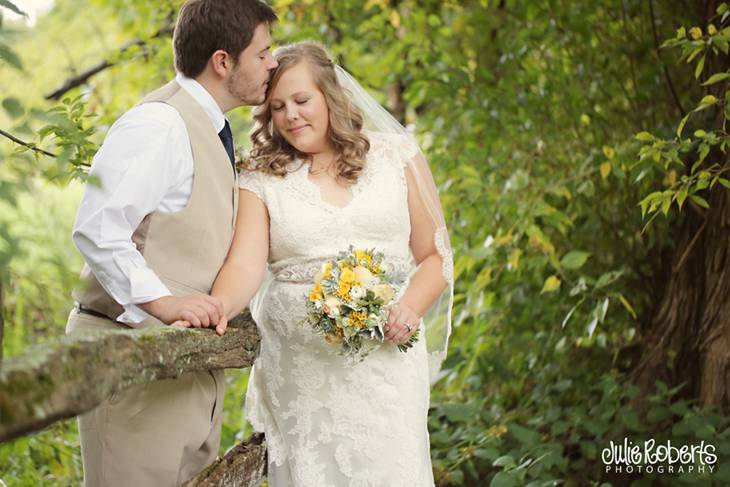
[385,307,403,339]
[215,314,228,336]
[170,320,192,328]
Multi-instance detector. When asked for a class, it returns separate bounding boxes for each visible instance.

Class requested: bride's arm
[210,188,270,334]
[385,165,448,343]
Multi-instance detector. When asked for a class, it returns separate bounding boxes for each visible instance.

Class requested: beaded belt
[271,256,413,284]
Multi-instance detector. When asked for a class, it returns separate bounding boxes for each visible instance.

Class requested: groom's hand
[139,294,225,329]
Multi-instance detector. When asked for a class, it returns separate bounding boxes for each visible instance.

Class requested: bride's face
[269,62,331,154]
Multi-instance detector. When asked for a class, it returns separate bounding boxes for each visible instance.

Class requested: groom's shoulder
[113,102,185,134]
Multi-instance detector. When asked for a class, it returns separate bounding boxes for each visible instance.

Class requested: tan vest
[72,81,239,328]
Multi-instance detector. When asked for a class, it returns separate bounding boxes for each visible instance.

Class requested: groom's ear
[210,50,232,78]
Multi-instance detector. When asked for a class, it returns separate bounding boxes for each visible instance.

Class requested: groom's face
[226,23,278,106]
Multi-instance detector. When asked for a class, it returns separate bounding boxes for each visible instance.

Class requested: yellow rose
[372,284,395,303]
[340,267,355,283]
[690,26,702,40]
[353,266,375,286]
[708,24,718,36]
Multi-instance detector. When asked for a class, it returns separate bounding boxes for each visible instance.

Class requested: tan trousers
[66,309,226,487]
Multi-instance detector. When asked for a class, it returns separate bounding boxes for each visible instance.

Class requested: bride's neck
[309,151,337,173]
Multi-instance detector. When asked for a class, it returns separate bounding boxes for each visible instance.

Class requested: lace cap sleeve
[366,131,419,170]
[238,169,265,202]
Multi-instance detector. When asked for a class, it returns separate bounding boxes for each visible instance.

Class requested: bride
[209,41,453,486]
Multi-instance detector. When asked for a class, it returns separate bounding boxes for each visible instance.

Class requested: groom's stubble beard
[226,62,268,107]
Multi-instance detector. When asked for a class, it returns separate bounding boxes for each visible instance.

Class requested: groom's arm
[72,103,195,324]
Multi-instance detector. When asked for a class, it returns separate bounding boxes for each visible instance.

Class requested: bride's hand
[384,303,420,344]
[169,312,228,336]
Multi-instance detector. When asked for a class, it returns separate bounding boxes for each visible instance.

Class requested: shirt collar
[175,72,227,133]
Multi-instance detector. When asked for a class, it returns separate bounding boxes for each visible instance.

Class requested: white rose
[349,285,366,300]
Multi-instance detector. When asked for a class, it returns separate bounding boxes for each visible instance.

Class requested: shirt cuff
[117,304,155,324]
[128,267,172,303]
[117,267,173,324]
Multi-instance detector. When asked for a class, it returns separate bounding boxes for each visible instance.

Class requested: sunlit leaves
[541,275,561,294]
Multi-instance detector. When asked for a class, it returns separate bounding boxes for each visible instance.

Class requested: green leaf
[562,302,580,328]
[695,55,706,79]
[440,403,473,422]
[676,113,690,138]
[595,298,609,323]
[560,250,591,270]
[677,186,689,209]
[586,317,599,338]
[2,97,24,118]
[595,270,624,289]
[509,423,540,446]
[490,471,518,487]
[696,94,718,111]
[690,194,710,208]
[702,72,730,85]
[492,455,516,468]
[0,0,27,16]
[0,42,23,70]
[635,131,654,142]
[617,293,637,319]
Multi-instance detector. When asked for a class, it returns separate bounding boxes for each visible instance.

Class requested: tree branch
[184,433,267,487]
[0,128,57,158]
[45,22,174,101]
[0,312,259,443]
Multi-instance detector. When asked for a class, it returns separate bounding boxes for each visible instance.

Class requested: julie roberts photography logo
[602,438,717,474]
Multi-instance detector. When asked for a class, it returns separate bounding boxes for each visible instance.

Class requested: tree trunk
[633,0,730,408]
[633,189,730,409]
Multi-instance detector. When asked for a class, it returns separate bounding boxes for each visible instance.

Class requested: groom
[65,1,278,485]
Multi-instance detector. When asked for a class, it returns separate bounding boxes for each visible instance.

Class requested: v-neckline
[297,162,363,211]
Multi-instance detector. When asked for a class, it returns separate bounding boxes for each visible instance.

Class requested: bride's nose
[285,105,300,122]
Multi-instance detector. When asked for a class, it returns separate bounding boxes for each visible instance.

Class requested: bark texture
[184,433,267,487]
[0,312,259,442]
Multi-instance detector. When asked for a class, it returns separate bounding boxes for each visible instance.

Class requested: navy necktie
[218,120,236,172]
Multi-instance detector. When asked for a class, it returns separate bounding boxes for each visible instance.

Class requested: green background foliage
[2,0,730,485]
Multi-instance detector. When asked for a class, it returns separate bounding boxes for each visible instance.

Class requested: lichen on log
[0,312,259,443]
[184,433,267,487]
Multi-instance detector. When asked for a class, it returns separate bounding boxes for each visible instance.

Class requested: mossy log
[185,433,267,487]
[0,312,259,443]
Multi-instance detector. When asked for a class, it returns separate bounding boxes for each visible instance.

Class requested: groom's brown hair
[173,0,277,78]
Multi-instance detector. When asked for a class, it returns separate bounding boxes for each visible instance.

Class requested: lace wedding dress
[238,132,436,486]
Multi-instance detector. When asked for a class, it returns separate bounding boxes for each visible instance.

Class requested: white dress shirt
[73,73,227,323]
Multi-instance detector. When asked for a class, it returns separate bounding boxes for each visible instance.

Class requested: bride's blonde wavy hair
[248,41,370,183]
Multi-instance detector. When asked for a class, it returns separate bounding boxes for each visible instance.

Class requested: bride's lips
[288,125,309,135]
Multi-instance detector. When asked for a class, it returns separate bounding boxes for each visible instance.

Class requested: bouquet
[305,246,419,360]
